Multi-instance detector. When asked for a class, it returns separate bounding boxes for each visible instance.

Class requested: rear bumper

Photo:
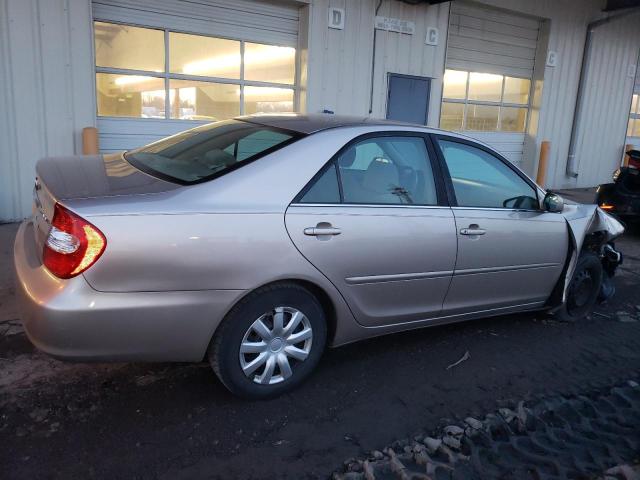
[13,220,245,362]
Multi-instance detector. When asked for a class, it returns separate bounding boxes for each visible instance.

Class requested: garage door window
[440,69,530,133]
[94,21,296,120]
[628,94,640,137]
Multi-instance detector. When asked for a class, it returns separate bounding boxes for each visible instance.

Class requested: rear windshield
[124,120,301,184]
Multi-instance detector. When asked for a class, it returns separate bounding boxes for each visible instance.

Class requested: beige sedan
[14,115,623,398]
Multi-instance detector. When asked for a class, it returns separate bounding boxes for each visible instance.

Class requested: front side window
[437,139,538,209]
[440,69,531,133]
[300,136,438,206]
[125,120,298,184]
[94,21,296,120]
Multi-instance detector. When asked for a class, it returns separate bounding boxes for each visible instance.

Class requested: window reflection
[96,73,166,118]
[500,107,528,132]
[628,94,640,138]
[95,22,164,72]
[244,43,296,85]
[468,73,503,103]
[244,86,294,114]
[170,33,240,79]
[466,105,499,131]
[169,80,240,120]
[94,21,297,119]
[443,70,468,100]
[441,69,531,133]
[440,102,464,131]
[503,77,530,105]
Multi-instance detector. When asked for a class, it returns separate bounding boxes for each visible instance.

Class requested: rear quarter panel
[83,212,325,292]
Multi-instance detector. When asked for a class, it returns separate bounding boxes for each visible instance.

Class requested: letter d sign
[328,8,345,30]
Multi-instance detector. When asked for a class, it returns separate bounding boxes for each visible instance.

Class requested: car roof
[236,113,437,134]
[234,113,506,163]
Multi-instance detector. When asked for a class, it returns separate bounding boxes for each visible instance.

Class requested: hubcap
[239,306,313,385]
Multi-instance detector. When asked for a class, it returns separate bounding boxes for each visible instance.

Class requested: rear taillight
[43,203,106,279]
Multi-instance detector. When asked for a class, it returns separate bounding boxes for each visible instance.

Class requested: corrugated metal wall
[306,0,378,116]
[304,0,375,116]
[573,13,640,187]
[0,0,95,222]
[305,0,449,126]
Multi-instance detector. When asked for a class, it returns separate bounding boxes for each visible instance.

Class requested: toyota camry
[14,115,623,398]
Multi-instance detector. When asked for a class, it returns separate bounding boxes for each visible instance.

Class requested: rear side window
[437,139,538,209]
[300,135,438,206]
[125,120,299,184]
[222,130,292,161]
[300,165,341,203]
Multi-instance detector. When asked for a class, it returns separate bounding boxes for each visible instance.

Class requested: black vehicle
[596,149,640,221]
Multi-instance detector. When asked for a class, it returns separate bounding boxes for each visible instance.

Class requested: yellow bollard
[623,143,633,167]
[536,141,550,187]
[82,127,99,155]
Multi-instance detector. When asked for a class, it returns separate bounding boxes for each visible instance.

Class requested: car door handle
[460,227,486,236]
[304,226,341,236]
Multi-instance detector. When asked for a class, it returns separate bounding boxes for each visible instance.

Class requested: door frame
[385,73,432,125]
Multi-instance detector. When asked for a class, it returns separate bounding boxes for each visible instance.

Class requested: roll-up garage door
[92,0,300,153]
[447,2,540,78]
[443,3,541,166]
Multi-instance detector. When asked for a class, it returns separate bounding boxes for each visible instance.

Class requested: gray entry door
[386,74,430,125]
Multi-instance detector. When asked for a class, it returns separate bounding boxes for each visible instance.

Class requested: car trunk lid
[31,153,180,260]
[36,152,180,201]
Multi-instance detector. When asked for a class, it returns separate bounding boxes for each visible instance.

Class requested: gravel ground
[1,220,640,479]
[333,380,640,480]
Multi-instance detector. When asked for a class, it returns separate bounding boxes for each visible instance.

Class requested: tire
[209,283,327,399]
[554,252,603,322]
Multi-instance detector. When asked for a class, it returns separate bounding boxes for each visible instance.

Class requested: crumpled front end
[550,204,625,309]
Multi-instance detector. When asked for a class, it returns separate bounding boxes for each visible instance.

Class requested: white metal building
[1,0,639,221]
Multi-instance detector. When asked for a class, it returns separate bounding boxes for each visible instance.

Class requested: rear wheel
[554,252,603,322]
[209,283,327,399]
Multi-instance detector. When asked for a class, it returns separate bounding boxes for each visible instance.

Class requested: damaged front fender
[548,204,625,310]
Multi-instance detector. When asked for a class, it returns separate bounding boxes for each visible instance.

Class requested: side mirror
[543,192,564,213]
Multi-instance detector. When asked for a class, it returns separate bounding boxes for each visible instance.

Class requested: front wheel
[209,283,327,399]
[554,252,603,322]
